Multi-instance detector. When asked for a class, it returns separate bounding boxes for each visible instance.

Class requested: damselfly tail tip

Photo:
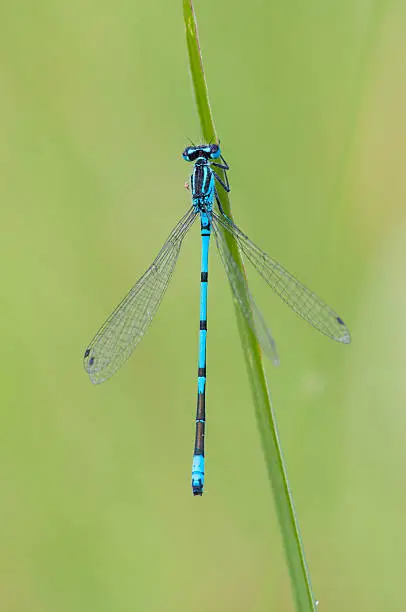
[192,476,204,496]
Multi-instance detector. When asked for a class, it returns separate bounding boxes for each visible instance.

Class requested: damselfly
[84,143,350,496]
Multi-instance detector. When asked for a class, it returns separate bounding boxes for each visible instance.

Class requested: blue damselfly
[84,143,350,495]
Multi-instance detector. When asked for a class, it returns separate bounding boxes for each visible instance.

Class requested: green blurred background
[1,0,405,610]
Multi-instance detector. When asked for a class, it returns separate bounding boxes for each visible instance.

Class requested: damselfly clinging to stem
[84,143,350,496]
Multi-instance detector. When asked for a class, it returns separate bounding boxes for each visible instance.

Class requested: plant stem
[183,1,318,609]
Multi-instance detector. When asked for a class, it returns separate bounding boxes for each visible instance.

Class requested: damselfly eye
[182,148,192,161]
[209,144,220,159]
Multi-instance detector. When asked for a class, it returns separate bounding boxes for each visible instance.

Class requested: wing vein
[212,211,350,344]
[84,207,197,383]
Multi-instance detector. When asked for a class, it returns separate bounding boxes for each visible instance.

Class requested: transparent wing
[84,207,197,384]
[212,211,351,344]
[212,220,279,364]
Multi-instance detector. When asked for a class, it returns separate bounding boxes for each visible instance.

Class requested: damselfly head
[182,143,221,162]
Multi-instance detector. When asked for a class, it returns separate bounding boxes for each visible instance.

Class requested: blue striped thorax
[183,144,220,215]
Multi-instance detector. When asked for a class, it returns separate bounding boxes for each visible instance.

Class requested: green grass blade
[183,2,318,610]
